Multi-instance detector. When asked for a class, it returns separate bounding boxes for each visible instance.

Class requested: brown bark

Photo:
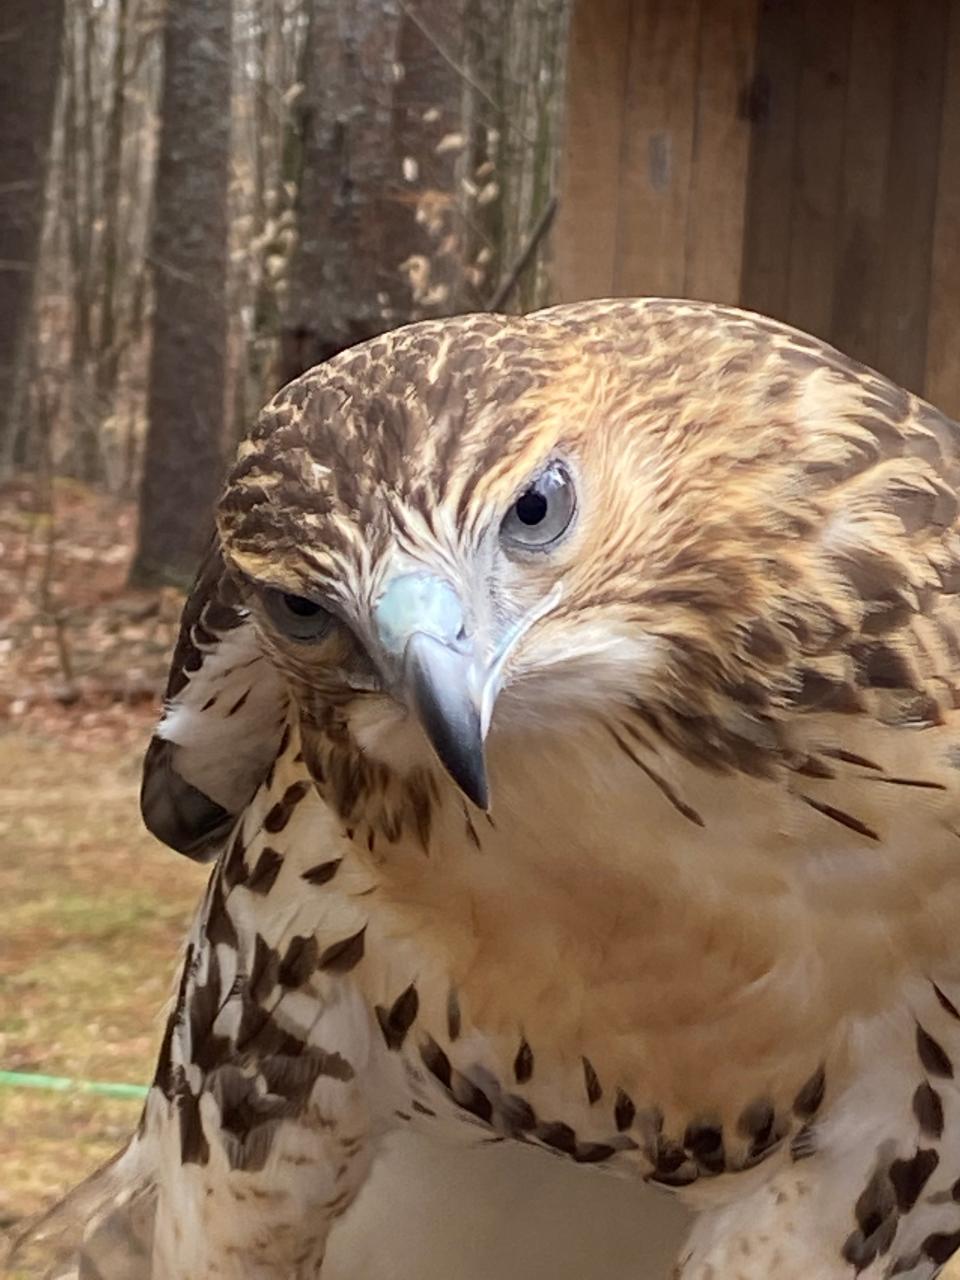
[130,0,233,587]
[61,1,101,482]
[462,0,572,313]
[278,0,571,388]
[278,0,402,383]
[0,0,66,467]
[279,0,471,385]
[96,0,130,411]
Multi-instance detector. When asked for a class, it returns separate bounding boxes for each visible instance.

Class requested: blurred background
[3,0,960,1273]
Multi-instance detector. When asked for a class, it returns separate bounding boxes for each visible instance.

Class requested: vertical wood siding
[554,0,758,305]
[554,0,960,417]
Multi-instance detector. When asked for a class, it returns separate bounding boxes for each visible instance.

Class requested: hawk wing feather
[140,538,288,861]
[6,1137,153,1278]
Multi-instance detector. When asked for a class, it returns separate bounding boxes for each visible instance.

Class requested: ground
[0,478,205,1240]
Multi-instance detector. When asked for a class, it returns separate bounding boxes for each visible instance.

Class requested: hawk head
[212,298,956,817]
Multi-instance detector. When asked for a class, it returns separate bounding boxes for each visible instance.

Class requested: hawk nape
[12,298,960,1279]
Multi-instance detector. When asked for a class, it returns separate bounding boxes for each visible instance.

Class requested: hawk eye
[500,461,577,551]
[262,589,332,642]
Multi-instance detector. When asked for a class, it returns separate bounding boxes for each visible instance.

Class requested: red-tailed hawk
[12,299,960,1278]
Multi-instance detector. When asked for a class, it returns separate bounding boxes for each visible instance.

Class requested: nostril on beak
[374,572,467,659]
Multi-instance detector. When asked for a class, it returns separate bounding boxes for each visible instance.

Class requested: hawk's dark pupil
[283,593,322,617]
[515,489,548,526]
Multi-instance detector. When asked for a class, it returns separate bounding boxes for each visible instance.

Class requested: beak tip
[439,741,490,811]
[461,771,490,813]
[402,630,492,813]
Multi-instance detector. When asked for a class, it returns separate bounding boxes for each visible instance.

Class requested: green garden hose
[0,1069,148,1100]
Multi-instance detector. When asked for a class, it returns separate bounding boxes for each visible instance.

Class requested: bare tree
[229,0,310,427]
[2,0,570,509]
[60,0,101,481]
[278,0,570,386]
[461,0,571,313]
[95,0,130,418]
[130,0,233,587]
[0,0,66,470]
[278,0,405,383]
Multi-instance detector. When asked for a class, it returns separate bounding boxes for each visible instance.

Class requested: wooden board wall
[552,0,632,302]
[830,0,898,367]
[739,0,949,394]
[553,0,960,418]
[553,0,759,305]
[924,1,960,412]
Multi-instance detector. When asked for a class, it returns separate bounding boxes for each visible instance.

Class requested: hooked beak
[373,573,491,809]
[371,572,563,809]
[404,631,489,810]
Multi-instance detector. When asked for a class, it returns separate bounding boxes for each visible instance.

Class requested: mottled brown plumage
[12,299,960,1280]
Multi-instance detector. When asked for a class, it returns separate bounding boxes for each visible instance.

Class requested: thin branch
[486,195,558,313]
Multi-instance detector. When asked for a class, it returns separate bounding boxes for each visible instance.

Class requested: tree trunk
[278,0,401,384]
[462,0,572,314]
[61,0,102,483]
[96,0,130,414]
[130,0,233,588]
[280,0,484,385]
[0,0,66,469]
[278,0,571,388]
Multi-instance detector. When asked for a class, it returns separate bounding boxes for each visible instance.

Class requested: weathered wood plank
[614,0,701,297]
[551,0,631,302]
[874,0,948,393]
[683,0,760,304]
[830,0,897,368]
[924,1,960,417]
[785,0,853,340]
[739,0,804,321]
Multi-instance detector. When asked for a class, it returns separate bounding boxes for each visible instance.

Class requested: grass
[0,728,205,1231]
